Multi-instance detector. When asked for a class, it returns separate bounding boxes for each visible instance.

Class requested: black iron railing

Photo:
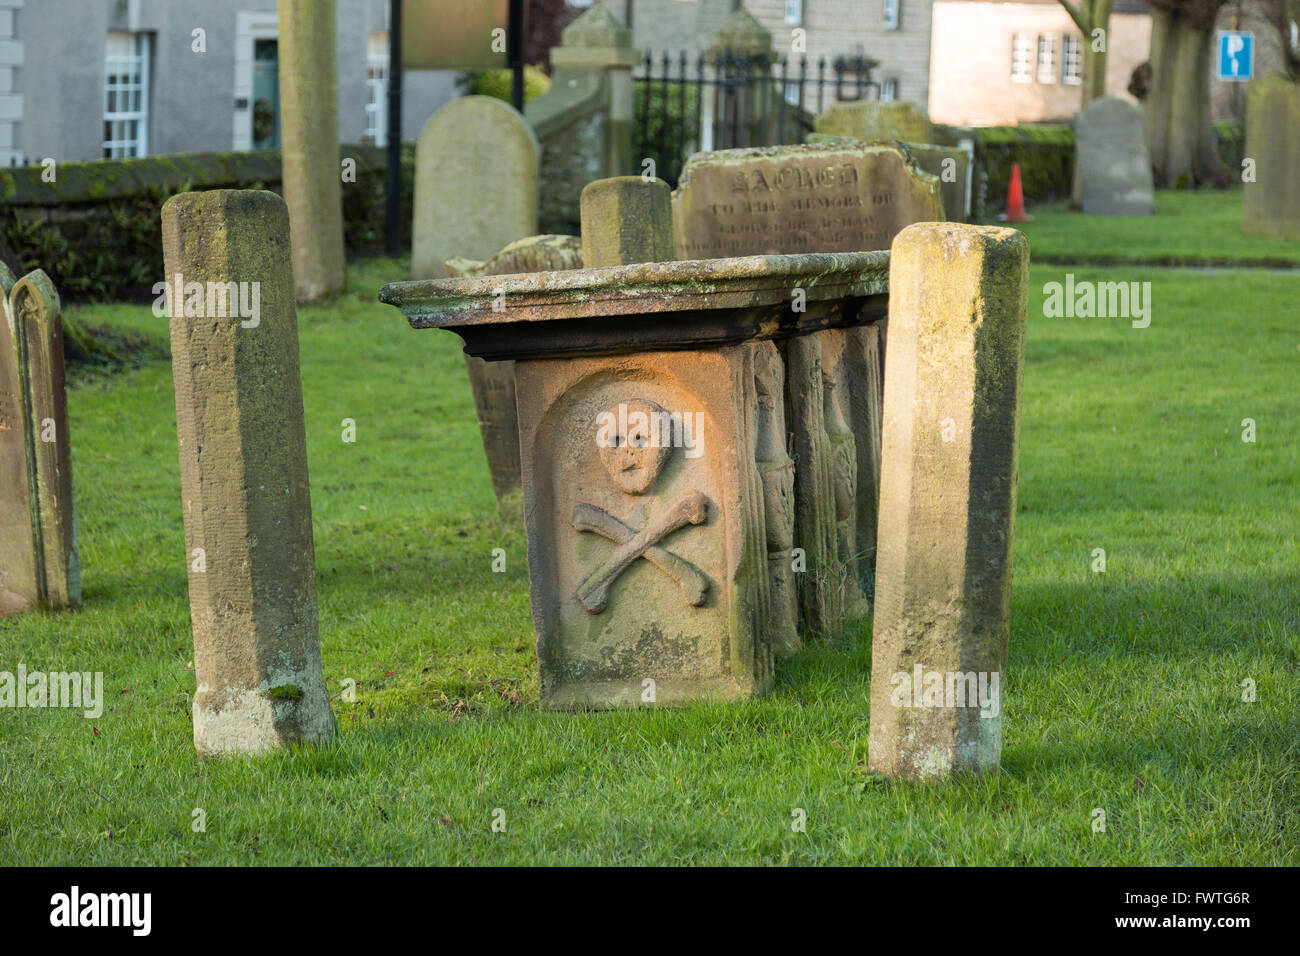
[635,52,881,187]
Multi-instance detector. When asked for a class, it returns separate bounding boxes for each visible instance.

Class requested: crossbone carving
[572,489,710,614]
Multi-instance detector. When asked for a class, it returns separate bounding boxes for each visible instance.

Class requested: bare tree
[1056,0,1114,105]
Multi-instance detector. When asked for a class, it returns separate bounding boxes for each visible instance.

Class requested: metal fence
[635,52,881,187]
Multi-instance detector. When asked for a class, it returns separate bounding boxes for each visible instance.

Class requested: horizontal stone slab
[380,251,890,360]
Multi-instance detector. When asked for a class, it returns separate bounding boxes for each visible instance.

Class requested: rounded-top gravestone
[1074,96,1155,217]
[412,95,540,280]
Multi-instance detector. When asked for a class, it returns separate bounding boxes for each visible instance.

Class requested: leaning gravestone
[672,142,943,259]
[412,96,540,279]
[814,101,933,145]
[446,235,585,519]
[1243,74,1300,239]
[0,262,79,615]
[162,189,334,755]
[1074,96,1155,216]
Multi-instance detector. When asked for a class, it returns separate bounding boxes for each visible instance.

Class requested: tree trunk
[1146,7,1228,186]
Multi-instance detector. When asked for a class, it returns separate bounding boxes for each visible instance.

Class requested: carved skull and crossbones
[572,398,710,614]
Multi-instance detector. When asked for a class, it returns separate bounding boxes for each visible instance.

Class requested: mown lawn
[1009,186,1300,267]
[1,212,1297,864]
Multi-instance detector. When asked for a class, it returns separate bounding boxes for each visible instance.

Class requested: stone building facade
[1,0,457,166]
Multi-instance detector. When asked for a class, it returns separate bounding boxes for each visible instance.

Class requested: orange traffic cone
[998,163,1032,223]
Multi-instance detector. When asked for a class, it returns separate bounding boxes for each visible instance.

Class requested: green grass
[1,239,1297,865]
[1008,186,1300,267]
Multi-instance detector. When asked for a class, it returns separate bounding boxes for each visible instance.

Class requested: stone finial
[869,222,1028,781]
[708,7,775,59]
[580,176,675,267]
[161,189,334,756]
[560,2,634,49]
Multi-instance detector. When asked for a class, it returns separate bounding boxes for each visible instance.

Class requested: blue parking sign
[1217,32,1254,81]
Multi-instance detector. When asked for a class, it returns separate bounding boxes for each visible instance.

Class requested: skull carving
[597,398,673,496]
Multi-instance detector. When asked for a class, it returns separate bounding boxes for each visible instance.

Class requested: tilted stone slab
[447,235,585,520]
[162,189,334,755]
[0,261,38,615]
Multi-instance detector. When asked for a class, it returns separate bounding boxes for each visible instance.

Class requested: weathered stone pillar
[162,189,334,755]
[526,4,640,233]
[868,222,1028,781]
[580,176,674,267]
[277,0,346,301]
[0,263,79,615]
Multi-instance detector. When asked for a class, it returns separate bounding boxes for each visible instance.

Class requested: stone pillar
[0,263,79,615]
[277,0,346,301]
[161,189,334,755]
[702,7,777,152]
[868,222,1028,781]
[1243,74,1300,239]
[580,176,674,267]
[526,4,640,233]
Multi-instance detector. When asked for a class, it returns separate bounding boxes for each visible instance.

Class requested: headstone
[814,101,933,145]
[869,223,1028,780]
[580,177,675,267]
[412,96,540,280]
[161,189,334,755]
[0,263,79,615]
[808,133,968,224]
[672,142,943,260]
[1074,96,1155,216]
[277,0,346,300]
[1243,74,1300,239]
[446,235,585,519]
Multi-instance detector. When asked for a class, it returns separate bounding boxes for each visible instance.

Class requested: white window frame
[785,0,803,26]
[1036,34,1057,84]
[364,31,390,147]
[883,0,901,31]
[103,31,150,158]
[1061,34,1083,85]
[880,78,897,101]
[1011,32,1033,83]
